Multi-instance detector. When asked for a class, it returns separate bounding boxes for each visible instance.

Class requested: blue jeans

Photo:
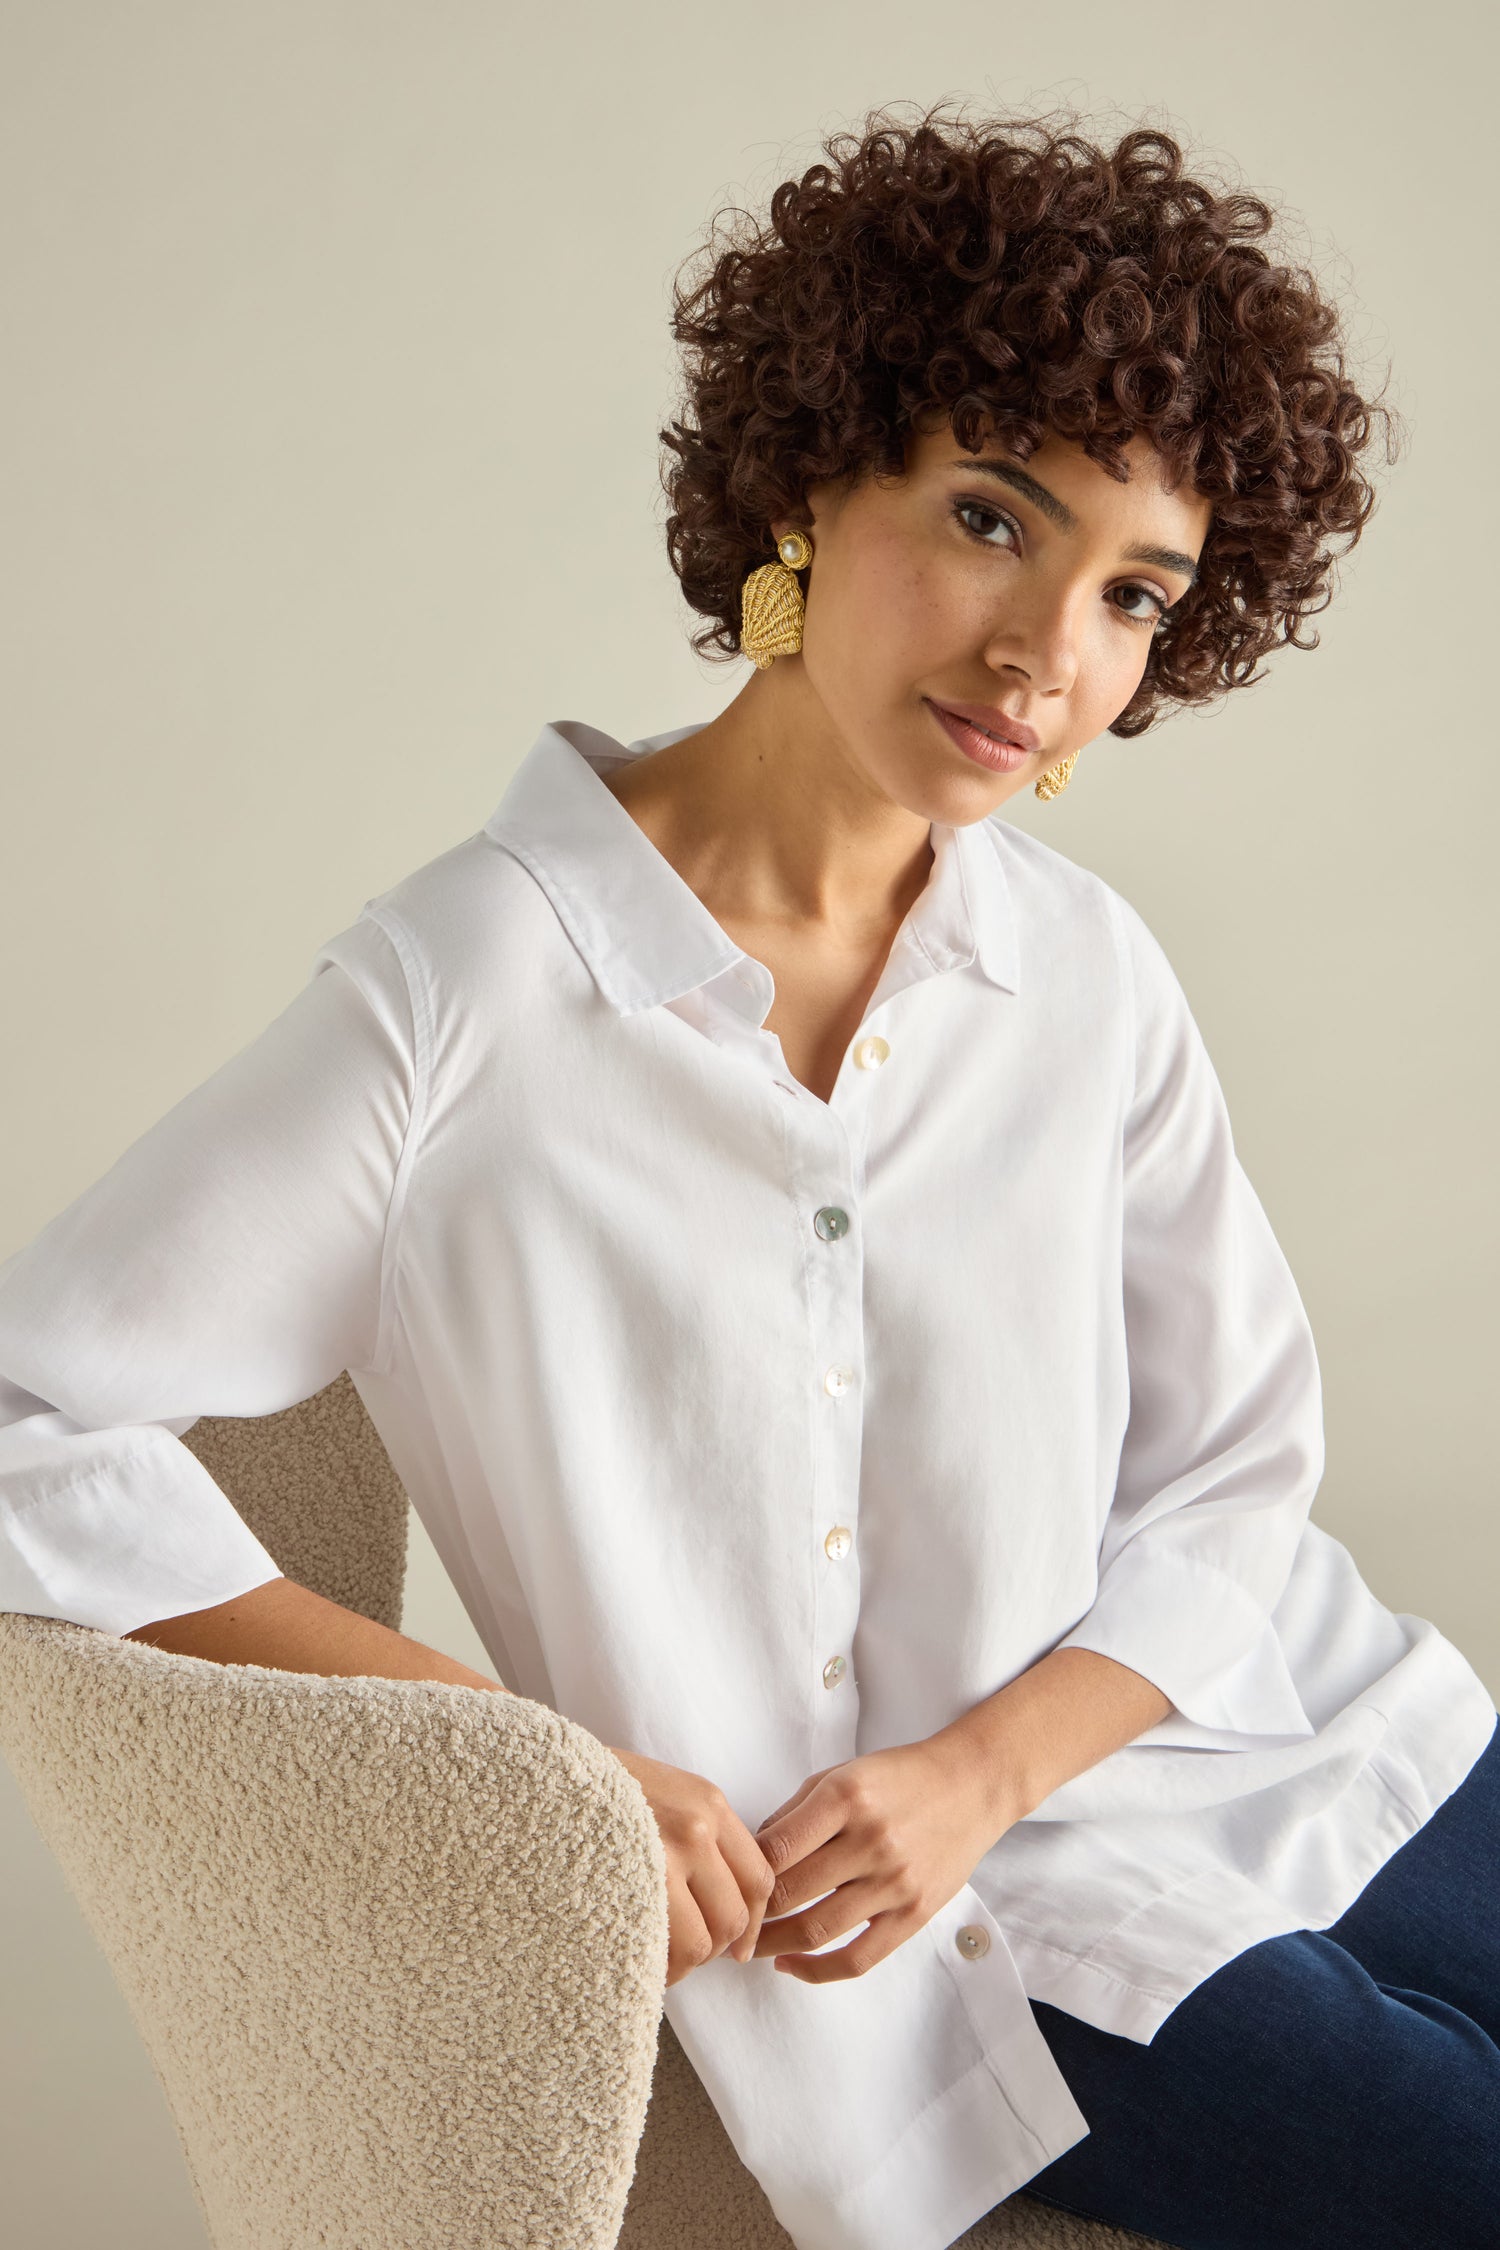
[1020,1714,1500,2249]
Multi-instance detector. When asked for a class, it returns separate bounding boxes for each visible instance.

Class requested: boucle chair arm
[0,1612,669,2250]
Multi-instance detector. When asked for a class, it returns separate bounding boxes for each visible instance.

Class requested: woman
[1,106,1495,2250]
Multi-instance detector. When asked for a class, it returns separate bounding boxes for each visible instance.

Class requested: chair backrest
[0,1372,671,2250]
[180,1369,408,1629]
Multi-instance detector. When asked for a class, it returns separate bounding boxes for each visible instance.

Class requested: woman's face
[773,417,1212,815]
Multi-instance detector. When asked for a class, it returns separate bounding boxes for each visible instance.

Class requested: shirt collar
[484,717,1022,1015]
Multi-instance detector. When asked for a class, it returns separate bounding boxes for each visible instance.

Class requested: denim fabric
[1020,1714,1500,2249]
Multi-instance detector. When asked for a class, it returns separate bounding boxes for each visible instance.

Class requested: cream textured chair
[0,1372,1163,2250]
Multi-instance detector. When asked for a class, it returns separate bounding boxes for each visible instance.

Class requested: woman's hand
[605,1745,777,1986]
[747,1737,1020,1984]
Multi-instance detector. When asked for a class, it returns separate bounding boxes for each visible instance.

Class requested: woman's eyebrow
[949,457,1200,583]
[1125,542,1200,584]
[953,458,1076,530]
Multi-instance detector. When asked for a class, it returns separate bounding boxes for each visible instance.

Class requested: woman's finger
[683,1849,760,1965]
[755,1770,859,1892]
[663,1875,716,1987]
[773,1899,926,1983]
[762,1827,872,1926]
[752,1872,891,1960]
[719,1825,778,1961]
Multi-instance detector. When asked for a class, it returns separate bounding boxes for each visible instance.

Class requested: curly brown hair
[659,103,1396,737]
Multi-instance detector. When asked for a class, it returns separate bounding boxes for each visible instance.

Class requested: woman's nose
[983,588,1084,700]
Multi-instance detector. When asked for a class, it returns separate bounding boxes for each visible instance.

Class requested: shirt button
[853,1035,890,1070]
[822,1364,854,1396]
[824,1525,853,1560]
[955,1924,991,1960]
[822,1654,848,1689]
[813,1206,850,1241]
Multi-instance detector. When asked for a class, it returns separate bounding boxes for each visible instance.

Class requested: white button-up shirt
[2,716,1494,2250]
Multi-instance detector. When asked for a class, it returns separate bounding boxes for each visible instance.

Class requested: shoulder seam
[358,903,433,1378]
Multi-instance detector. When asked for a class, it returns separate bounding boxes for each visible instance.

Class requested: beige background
[2,3,1495,2242]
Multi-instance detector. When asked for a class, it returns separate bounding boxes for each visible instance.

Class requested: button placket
[799,1111,864,1741]
[804,1013,899,1712]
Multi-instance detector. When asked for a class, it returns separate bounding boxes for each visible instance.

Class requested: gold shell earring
[1035,747,1078,800]
[740,529,813,668]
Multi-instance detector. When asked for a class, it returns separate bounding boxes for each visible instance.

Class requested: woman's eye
[953,499,1021,550]
[1111,582,1170,627]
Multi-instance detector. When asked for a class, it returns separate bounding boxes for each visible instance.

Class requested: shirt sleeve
[0,907,418,1640]
[1052,889,1321,1746]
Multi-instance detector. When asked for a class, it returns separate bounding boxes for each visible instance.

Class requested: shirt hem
[1002,1683,1498,2043]
[765,2045,1091,2250]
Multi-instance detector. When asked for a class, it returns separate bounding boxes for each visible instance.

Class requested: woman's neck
[600,673,935,948]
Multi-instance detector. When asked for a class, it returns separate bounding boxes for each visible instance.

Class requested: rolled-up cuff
[0,1427,284,1637]
[1054,1544,1316,1746]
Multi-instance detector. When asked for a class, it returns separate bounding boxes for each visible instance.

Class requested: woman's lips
[924,697,1036,773]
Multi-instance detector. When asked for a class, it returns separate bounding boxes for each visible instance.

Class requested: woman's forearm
[122,1573,513,1694]
[929,1645,1172,1831]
